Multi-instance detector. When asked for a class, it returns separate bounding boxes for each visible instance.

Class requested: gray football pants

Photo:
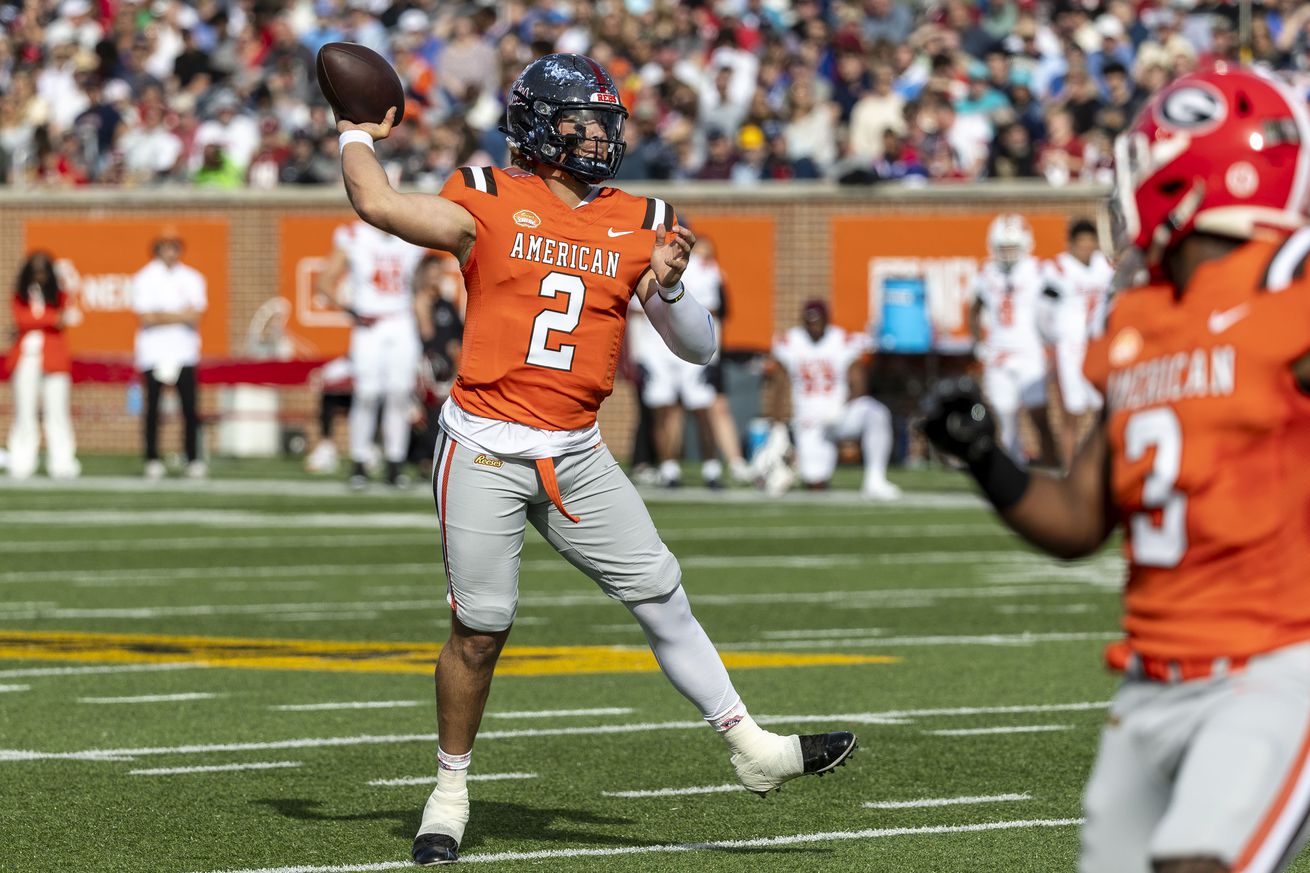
[431,433,681,632]
[1081,642,1310,873]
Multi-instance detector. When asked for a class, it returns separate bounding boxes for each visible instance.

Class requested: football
[315,42,406,127]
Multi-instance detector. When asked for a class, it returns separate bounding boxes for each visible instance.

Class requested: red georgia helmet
[1114,65,1310,271]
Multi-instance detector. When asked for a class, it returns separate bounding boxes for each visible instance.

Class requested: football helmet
[987,214,1034,270]
[500,53,628,184]
[1114,66,1310,274]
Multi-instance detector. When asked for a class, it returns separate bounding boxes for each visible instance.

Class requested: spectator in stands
[987,122,1040,180]
[784,78,839,174]
[697,129,737,181]
[1037,107,1084,187]
[5,250,81,480]
[1094,62,1140,137]
[3,0,1304,189]
[131,229,207,480]
[192,142,242,188]
[863,0,914,48]
[849,63,905,162]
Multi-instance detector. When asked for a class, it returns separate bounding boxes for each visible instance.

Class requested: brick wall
[0,182,1108,459]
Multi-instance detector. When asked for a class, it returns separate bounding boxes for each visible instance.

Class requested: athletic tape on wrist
[657,280,686,303]
[338,130,375,155]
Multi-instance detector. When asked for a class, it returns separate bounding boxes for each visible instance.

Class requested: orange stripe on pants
[1234,707,1310,872]
[438,437,458,615]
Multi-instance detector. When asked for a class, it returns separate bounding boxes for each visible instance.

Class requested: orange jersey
[1084,230,1310,661]
[440,166,674,431]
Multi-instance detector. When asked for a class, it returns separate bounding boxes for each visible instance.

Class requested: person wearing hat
[131,229,207,479]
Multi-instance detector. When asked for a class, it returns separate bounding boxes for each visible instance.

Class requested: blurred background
[0,0,1303,475]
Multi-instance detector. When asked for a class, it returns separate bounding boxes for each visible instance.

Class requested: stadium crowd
[1,0,1309,190]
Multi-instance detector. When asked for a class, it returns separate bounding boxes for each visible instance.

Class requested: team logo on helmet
[590,92,619,105]
[1155,84,1226,134]
[1225,161,1259,199]
[513,209,542,228]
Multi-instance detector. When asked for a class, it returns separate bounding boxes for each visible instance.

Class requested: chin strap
[1148,181,1207,265]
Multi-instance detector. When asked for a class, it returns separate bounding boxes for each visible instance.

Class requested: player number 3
[1124,407,1188,568]
[526,271,586,371]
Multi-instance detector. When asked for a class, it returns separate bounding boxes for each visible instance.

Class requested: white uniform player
[636,255,720,414]
[318,220,426,488]
[971,214,1056,462]
[1045,224,1114,417]
[769,301,900,499]
[632,248,747,487]
[1039,219,1115,468]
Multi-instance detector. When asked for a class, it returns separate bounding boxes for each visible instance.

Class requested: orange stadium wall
[0,183,1108,457]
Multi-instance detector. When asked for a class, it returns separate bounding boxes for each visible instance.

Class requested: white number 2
[526,272,586,371]
[1124,408,1188,568]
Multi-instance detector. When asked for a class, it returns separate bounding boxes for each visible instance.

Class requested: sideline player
[765,300,900,499]
[1045,217,1114,467]
[970,213,1060,466]
[923,67,1310,873]
[315,218,426,489]
[636,237,751,488]
[334,53,856,865]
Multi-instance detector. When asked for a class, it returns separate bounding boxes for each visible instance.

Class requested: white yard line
[0,662,212,678]
[739,631,1119,650]
[864,793,1031,810]
[80,693,221,704]
[0,550,1052,587]
[487,707,634,719]
[273,701,424,712]
[0,702,1107,762]
[368,772,538,787]
[0,523,1002,554]
[8,584,1095,622]
[193,818,1082,872]
[129,761,302,776]
[927,725,1074,737]
[603,783,745,798]
[0,684,30,693]
[762,627,886,639]
[0,474,987,509]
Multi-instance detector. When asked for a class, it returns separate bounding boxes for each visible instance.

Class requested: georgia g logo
[1155,84,1226,134]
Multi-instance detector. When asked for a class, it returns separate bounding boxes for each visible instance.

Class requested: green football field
[0,460,1304,873]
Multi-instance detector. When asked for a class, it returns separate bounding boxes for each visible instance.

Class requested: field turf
[1,459,1303,873]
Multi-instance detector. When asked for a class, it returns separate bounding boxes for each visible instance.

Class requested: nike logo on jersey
[1208,304,1250,335]
[607,228,635,237]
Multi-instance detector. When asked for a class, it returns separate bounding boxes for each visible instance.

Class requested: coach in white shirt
[132,231,207,479]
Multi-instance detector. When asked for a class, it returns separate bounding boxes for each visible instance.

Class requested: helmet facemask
[504,94,627,185]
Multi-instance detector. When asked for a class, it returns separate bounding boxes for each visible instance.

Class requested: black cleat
[412,833,459,865]
[800,731,858,777]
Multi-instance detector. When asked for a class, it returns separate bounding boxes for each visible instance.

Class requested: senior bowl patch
[473,453,504,469]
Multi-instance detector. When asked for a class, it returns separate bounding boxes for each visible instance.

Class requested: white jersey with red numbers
[1046,250,1114,348]
[772,325,870,426]
[332,221,427,318]
[972,255,1051,367]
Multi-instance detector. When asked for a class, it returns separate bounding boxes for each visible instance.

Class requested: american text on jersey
[508,232,623,279]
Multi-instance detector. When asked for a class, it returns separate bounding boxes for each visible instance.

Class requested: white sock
[418,747,471,843]
[626,586,741,721]
[858,398,893,489]
[701,458,723,481]
[659,458,681,482]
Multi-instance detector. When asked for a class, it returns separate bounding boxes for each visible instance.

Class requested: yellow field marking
[0,630,898,676]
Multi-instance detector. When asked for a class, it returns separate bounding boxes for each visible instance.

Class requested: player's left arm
[922,378,1116,559]
[636,223,716,365]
